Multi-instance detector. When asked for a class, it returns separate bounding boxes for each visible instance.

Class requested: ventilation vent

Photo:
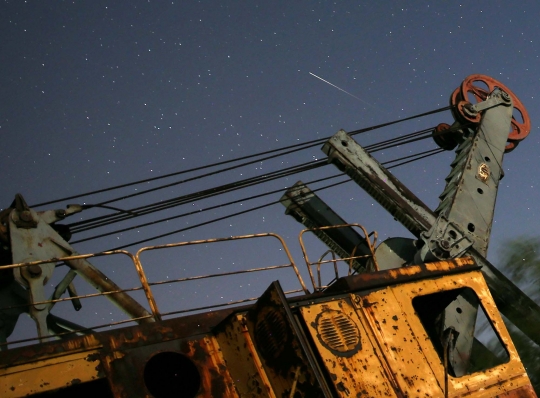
[255,308,288,359]
[316,310,361,355]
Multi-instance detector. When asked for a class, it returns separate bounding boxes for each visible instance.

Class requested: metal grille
[255,309,288,359]
[318,311,360,353]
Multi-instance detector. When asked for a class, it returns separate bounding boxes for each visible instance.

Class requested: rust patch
[496,384,538,398]
[326,257,480,294]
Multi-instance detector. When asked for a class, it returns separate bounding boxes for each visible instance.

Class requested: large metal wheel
[451,74,530,152]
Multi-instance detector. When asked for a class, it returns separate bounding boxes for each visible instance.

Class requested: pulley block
[450,74,531,153]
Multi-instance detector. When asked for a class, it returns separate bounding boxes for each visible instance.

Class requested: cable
[32,105,450,208]
[386,148,445,169]
[69,126,437,232]
[69,161,327,233]
[360,128,433,151]
[106,178,352,251]
[88,121,438,208]
[71,173,347,244]
[348,106,450,136]
[84,147,444,250]
[31,137,324,208]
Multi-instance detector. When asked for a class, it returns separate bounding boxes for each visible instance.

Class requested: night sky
[2,1,540,341]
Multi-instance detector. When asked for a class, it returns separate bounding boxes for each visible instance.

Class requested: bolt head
[439,240,451,251]
[20,210,33,222]
[27,265,42,278]
[463,103,478,116]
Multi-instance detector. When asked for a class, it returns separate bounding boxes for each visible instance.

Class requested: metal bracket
[468,89,511,114]
[418,217,473,262]
[2,194,153,344]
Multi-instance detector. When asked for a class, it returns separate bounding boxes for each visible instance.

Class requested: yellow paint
[0,349,101,397]
[390,269,531,397]
[215,314,275,398]
[298,263,533,397]
[300,301,399,397]
[0,259,533,397]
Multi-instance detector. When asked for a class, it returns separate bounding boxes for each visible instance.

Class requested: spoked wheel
[450,74,530,152]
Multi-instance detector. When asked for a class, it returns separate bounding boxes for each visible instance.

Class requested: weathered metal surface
[5,205,153,344]
[298,261,536,397]
[0,307,237,397]
[496,384,538,397]
[326,257,480,293]
[322,129,437,236]
[300,299,399,397]
[0,260,536,397]
[353,290,444,395]
[245,281,332,397]
[390,270,533,396]
[0,332,103,397]
[371,237,418,270]
[103,334,239,398]
[423,89,512,260]
[0,231,308,349]
[215,314,276,398]
[0,349,103,397]
[455,74,531,150]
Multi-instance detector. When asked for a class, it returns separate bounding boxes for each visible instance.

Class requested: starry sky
[2,1,540,340]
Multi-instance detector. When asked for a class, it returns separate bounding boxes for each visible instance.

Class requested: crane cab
[216,257,535,397]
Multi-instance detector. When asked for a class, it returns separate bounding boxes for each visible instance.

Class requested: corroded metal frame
[298,223,378,291]
[0,250,158,348]
[0,232,307,348]
[136,233,310,317]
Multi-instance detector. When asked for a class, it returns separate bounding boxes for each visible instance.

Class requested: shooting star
[309,72,380,111]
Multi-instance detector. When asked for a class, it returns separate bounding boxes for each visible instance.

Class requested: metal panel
[496,384,537,398]
[102,335,239,398]
[214,314,276,398]
[389,270,533,397]
[300,299,399,397]
[352,289,444,396]
[0,349,102,397]
[245,281,332,397]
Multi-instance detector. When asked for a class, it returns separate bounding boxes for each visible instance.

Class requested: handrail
[136,232,309,296]
[298,223,378,291]
[0,232,307,348]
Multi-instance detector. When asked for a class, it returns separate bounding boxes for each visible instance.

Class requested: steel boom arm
[322,129,540,347]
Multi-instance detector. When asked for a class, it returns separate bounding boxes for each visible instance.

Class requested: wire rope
[80,148,444,250]
[69,161,327,233]
[32,106,450,208]
[68,127,437,232]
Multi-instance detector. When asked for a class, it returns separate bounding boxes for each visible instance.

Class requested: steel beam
[322,129,540,348]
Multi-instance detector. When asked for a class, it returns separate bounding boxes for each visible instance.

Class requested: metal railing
[298,223,379,292]
[135,232,309,320]
[0,232,308,348]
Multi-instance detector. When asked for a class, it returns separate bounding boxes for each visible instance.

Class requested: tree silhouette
[490,237,540,391]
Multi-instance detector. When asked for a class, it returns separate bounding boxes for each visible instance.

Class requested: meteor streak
[309,72,377,110]
[309,72,362,100]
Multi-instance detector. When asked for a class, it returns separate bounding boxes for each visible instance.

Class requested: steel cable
[32,106,450,208]
[76,147,444,249]
[68,128,436,232]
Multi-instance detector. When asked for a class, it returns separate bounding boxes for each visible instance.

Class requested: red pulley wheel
[458,74,531,143]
